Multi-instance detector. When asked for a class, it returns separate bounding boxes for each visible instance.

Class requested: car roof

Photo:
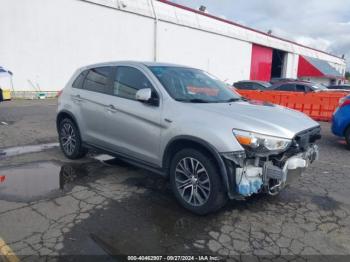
[141,61,190,68]
[81,61,193,70]
[237,80,269,84]
[272,80,314,86]
[271,78,295,80]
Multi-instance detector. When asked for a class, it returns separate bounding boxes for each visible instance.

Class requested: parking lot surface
[1,100,350,260]
[0,100,57,148]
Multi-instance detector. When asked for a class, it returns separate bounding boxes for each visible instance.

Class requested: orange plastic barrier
[236,90,349,122]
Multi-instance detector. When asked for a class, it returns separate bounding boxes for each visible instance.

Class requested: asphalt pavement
[1,99,350,261]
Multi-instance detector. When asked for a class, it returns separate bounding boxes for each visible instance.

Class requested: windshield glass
[260,82,272,88]
[312,83,327,91]
[149,66,241,103]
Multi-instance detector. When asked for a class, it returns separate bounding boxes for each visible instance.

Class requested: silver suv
[57,61,320,214]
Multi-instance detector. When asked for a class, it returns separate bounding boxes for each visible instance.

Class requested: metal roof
[304,56,343,78]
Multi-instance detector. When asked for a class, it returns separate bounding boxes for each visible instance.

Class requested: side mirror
[136,88,152,102]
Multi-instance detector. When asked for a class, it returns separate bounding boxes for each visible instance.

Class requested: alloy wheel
[175,157,211,206]
[60,123,77,156]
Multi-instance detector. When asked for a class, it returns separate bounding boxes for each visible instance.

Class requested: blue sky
[170,0,350,70]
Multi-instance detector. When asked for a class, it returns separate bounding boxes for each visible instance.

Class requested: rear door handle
[71,94,83,102]
[106,104,118,113]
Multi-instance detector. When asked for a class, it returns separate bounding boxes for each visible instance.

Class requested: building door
[271,50,286,78]
[250,44,273,81]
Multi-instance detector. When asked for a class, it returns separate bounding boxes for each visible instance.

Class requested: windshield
[149,66,241,103]
[260,82,272,88]
[312,83,327,91]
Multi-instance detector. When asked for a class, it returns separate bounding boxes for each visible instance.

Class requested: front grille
[294,126,321,151]
[271,126,321,168]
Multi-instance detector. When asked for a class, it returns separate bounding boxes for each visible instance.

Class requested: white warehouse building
[0,0,347,94]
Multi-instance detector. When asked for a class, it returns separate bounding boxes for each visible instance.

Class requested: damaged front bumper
[264,144,319,195]
[222,144,320,198]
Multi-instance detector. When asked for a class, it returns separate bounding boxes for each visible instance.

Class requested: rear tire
[58,118,87,159]
[345,127,350,150]
[170,148,227,215]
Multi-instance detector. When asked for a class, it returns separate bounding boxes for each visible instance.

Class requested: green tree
[346,71,350,80]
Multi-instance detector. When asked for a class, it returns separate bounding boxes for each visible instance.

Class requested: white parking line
[0,143,59,158]
[0,238,19,262]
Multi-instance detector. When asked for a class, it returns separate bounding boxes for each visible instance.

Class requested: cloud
[170,0,350,70]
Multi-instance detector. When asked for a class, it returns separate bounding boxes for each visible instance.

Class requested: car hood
[188,100,319,139]
[319,89,350,93]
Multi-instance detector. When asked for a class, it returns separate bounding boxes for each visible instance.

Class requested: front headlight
[232,129,291,153]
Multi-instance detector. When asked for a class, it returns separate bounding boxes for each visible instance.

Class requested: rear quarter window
[72,70,88,89]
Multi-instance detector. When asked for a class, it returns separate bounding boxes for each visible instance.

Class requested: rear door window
[83,67,112,94]
[251,83,261,90]
[113,66,154,100]
[233,82,243,89]
[296,85,307,92]
[235,83,254,90]
[244,83,254,90]
[276,84,295,91]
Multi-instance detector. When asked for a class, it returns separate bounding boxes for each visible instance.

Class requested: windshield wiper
[177,98,247,103]
[190,99,211,103]
[180,99,210,103]
[225,97,248,103]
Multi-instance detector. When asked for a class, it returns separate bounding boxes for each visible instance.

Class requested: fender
[56,110,80,132]
[163,135,235,198]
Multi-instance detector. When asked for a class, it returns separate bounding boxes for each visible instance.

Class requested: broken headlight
[232,129,291,153]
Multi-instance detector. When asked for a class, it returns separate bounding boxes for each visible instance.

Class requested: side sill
[83,142,167,177]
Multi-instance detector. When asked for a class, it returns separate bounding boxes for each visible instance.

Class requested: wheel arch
[56,110,80,133]
[162,136,231,196]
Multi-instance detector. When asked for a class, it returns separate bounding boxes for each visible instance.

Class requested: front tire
[170,148,227,215]
[58,118,87,159]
